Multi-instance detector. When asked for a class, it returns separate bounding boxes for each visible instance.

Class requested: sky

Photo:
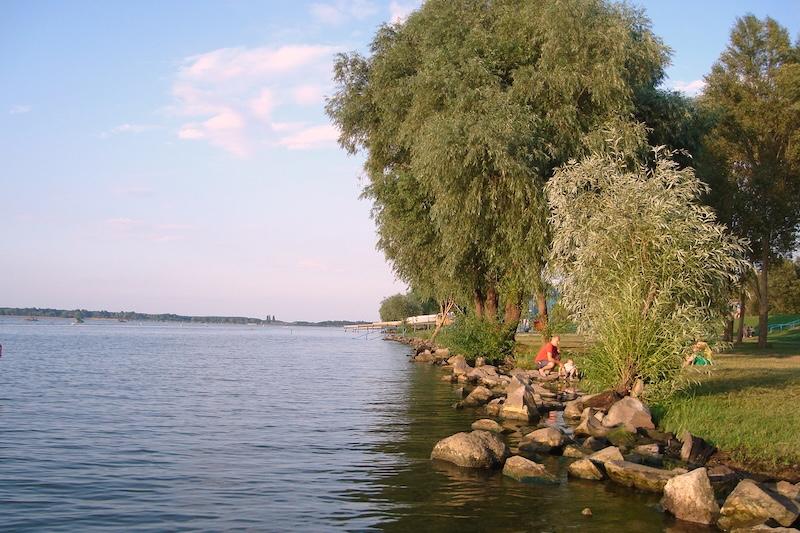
[2,1,798,322]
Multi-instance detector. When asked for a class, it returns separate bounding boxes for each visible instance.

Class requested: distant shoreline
[0,307,370,328]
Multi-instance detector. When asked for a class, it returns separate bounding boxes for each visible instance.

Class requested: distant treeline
[0,307,370,327]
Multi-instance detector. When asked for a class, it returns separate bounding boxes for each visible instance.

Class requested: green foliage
[443,314,514,366]
[540,302,574,340]
[379,292,423,321]
[327,0,671,319]
[768,258,800,314]
[547,149,749,400]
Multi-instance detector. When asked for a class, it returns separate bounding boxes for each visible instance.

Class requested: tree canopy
[327,0,670,332]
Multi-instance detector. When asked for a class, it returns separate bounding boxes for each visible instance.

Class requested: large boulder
[519,426,566,454]
[471,419,503,433]
[500,375,540,422]
[568,459,604,480]
[589,446,625,465]
[430,430,509,469]
[458,386,493,408]
[574,413,612,439]
[502,455,556,483]
[661,468,720,525]
[679,431,716,466]
[604,460,678,493]
[718,479,800,531]
[603,397,655,433]
[467,365,500,386]
[775,481,800,501]
[563,445,588,459]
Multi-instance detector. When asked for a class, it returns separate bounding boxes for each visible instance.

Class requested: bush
[442,314,514,366]
[546,150,748,401]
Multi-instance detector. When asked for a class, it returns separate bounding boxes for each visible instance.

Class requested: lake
[0,318,708,531]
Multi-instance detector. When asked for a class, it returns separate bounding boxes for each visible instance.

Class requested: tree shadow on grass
[680,365,800,397]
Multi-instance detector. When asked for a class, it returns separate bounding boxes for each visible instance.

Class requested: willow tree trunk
[536,292,548,326]
[736,291,746,343]
[485,285,498,323]
[503,301,522,336]
[758,241,769,349]
[723,317,734,343]
[473,289,485,319]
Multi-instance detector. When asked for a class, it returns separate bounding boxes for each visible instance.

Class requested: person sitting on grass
[535,335,563,377]
[683,341,713,367]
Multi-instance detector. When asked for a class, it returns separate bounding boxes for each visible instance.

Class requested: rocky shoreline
[387,334,800,532]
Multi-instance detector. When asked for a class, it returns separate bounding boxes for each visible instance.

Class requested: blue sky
[2,1,798,321]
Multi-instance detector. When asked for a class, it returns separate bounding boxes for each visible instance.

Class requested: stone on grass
[679,431,716,466]
[502,455,556,483]
[603,396,655,433]
[430,430,509,469]
[458,386,493,408]
[661,467,720,525]
[471,419,503,433]
[604,460,678,493]
[718,479,800,531]
[568,459,604,480]
[500,375,540,422]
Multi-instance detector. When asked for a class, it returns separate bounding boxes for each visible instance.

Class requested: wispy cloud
[389,0,422,24]
[310,0,378,25]
[100,123,158,138]
[277,124,339,150]
[669,79,706,96]
[9,104,31,115]
[171,44,340,156]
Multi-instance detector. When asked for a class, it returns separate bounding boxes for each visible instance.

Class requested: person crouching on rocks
[535,335,563,377]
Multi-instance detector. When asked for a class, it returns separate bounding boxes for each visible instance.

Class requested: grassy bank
[657,328,800,475]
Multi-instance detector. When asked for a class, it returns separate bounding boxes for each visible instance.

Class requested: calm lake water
[0,318,711,532]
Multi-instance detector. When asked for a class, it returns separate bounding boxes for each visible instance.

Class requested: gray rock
[605,460,678,493]
[564,398,584,419]
[680,431,716,466]
[430,430,510,469]
[661,467,720,525]
[603,396,655,433]
[471,418,503,433]
[502,455,556,483]
[500,375,540,422]
[718,479,800,530]
[450,355,472,377]
[568,458,604,480]
[519,426,566,454]
[588,446,625,465]
[633,443,662,457]
[563,444,588,459]
[458,386,493,408]
[581,436,608,451]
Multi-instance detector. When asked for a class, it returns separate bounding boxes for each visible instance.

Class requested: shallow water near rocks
[0,318,714,531]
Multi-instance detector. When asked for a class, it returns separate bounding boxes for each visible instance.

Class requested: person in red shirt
[535,335,562,377]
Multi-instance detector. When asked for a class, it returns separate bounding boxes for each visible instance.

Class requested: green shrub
[444,314,514,365]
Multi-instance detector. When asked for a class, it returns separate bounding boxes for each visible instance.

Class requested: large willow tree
[327,0,669,333]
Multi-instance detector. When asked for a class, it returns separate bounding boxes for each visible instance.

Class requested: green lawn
[658,328,800,473]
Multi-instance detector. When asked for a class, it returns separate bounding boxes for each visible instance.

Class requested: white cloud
[310,0,378,25]
[9,104,31,115]
[277,124,339,150]
[669,79,706,96]
[292,84,324,105]
[389,0,422,24]
[172,44,340,156]
[100,123,158,138]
